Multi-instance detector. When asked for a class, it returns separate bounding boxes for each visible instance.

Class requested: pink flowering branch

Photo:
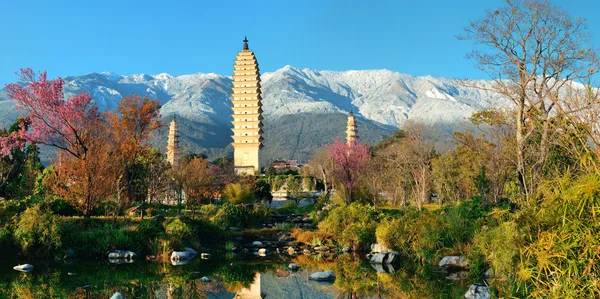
[1,69,101,159]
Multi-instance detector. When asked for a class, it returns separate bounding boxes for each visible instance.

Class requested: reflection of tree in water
[0,256,468,298]
[333,255,381,298]
[330,255,468,298]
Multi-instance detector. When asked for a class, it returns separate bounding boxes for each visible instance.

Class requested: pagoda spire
[231,37,263,175]
[243,36,249,50]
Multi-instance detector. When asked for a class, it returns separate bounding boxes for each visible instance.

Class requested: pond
[0,253,470,298]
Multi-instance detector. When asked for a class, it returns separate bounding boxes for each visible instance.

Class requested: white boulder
[170,247,198,263]
[464,284,490,299]
[13,264,34,272]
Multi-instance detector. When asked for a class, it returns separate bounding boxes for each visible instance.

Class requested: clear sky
[1,0,599,86]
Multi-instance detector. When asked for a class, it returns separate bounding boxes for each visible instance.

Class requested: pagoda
[231,37,263,175]
[346,110,358,145]
[166,116,180,167]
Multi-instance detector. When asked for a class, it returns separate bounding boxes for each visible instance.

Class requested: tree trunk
[516,95,528,197]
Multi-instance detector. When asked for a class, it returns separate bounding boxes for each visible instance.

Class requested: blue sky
[1,0,599,86]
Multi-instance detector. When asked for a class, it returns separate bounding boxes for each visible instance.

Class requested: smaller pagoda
[166,116,180,167]
[346,111,358,145]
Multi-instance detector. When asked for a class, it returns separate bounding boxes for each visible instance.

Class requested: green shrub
[199,204,218,215]
[45,196,76,216]
[319,203,378,249]
[278,201,298,214]
[222,183,256,204]
[213,203,269,229]
[138,219,163,239]
[164,218,192,240]
[376,209,444,263]
[0,225,12,247]
[13,205,62,256]
[59,221,141,257]
[511,174,600,298]
[470,219,519,280]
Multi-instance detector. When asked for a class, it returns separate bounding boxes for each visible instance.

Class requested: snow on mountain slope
[0,65,506,129]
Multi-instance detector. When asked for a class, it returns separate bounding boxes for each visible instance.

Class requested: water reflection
[0,254,468,298]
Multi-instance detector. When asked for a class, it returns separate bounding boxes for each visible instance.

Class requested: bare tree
[460,0,598,197]
[307,149,334,196]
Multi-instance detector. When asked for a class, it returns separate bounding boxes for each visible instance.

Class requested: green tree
[253,179,273,205]
[285,176,303,204]
[265,165,276,176]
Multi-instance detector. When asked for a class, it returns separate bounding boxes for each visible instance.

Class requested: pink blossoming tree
[1,69,101,158]
[1,69,108,218]
[326,137,370,204]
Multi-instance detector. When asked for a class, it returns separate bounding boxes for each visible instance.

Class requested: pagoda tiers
[166,117,180,166]
[231,37,263,175]
[346,111,358,145]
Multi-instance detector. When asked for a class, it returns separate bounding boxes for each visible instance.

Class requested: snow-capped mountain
[0,66,506,162]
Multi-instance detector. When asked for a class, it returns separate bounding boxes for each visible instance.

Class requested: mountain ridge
[0,66,506,163]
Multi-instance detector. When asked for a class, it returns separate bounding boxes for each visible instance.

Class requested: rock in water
[464,284,490,299]
[200,276,212,283]
[309,270,336,282]
[439,256,469,269]
[170,247,198,265]
[13,264,34,272]
[110,292,125,299]
[288,263,299,271]
[369,252,400,264]
[252,241,263,247]
[108,250,137,260]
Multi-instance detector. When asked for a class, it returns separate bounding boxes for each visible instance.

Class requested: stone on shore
[464,284,490,299]
[370,243,391,253]
[439,256,469,269]
[110,292,125,299]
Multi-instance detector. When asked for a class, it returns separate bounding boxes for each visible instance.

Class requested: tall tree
[460,0,598,197]
[107,96,162,208]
